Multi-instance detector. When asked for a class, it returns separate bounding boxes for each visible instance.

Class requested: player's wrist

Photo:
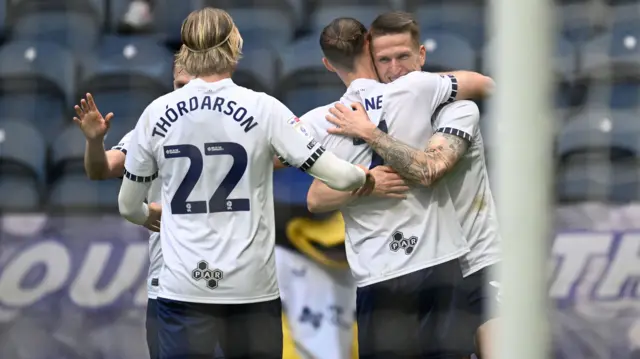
[361,125,381,143]
[86,135,106,145]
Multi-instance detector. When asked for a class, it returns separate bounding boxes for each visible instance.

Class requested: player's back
[144,78,283,303]
[302,74,469,287]
[433,102,502,277]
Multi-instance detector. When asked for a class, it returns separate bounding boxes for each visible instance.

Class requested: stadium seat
[0,0,6,41]
[48,124,122,211]
[110,0,194,44]
[7,0,104,26]
[278,35,344,115]
[610,2,640,23]
[413,4,486,50]
[220,0,299,49]
[310,0,393,32]
[556,109,640,160]
[556,154,640,203]
[205,0,297,47]
[49,124,89,181]
[11,12,100,57]
[558,2,608,44]
[234,45,279,93]
[556,159,612,202]
[584,82,640,109]
[103,118,137,149]
[610,161,640,202]
[0,41,75,135]
[279,35,326,82]
[48,173,120,210]
[107,0,135,31]
[484,35,577,108]
[420,31,476,71]
[79,35,173,119]
[0,120,45,210]
[49,119,134,177]
[229,10,294,50]
[283,87,344,117]
[484,35,577,81]
[580,19,640,80]
[285,0,310,29]
[144,1,196,45]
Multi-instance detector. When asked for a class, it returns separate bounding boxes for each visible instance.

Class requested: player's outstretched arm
[73,93,124,180]
[307,178,356,213]
[306,151,373,192]
[307,165,410,213]
[266,97,373,191]
[438,71,495,100]
[327,103,471,187]
[118,178,161,231]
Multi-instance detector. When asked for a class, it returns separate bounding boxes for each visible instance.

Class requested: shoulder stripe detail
[124,169,158,183]
[111,146,128,154]
[276,154,292,167]
[445,74,458,104]
[436,127,472,142]
[299,146,326,172]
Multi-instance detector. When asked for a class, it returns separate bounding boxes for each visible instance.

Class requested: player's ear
[322,57,336,73]
[418,44,426,68]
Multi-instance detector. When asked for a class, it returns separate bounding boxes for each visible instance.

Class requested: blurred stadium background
[0,0,638,358]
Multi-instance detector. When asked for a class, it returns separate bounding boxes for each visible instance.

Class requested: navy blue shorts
[457,264,501,354]
[356,259,467,359]
[146,298,160,359]
[156,297,282,359]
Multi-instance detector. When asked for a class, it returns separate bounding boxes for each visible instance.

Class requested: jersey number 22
[164,142,250,214]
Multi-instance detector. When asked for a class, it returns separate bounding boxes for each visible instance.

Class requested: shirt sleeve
[123,106,158,182]
[111,130,134,154]
[433,100,479,143]
[392,71,458,113]
[266,97,325,171]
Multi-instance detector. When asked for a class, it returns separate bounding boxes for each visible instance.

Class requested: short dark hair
[319,17,368,71]
[369,11,421,48]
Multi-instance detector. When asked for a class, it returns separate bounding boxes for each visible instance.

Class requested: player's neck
[341,59,378,87]
[196,73,232,83]
[341,71,378,87]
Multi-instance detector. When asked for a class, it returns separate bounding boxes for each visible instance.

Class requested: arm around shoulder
[306,151,366,192]
[118,177,150,225]
[307,178,357,213]
[442,71,495,100]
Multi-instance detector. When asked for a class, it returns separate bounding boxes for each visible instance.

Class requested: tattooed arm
[325,101,479,187]
[365,130,469,187]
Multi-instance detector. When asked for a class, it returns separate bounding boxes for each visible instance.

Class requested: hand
[352,165,375,197]
[326,102,376,140]
[73,93,114,141]
[370,166,410,199]
[144,202,162,232]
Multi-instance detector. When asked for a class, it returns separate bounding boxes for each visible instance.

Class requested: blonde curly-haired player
[117,7,372,358]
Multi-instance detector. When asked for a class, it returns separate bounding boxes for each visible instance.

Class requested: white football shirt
[432,101,502,277]
[124,78,326,304]
[112,130,163,299]
[302,72,469,287]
